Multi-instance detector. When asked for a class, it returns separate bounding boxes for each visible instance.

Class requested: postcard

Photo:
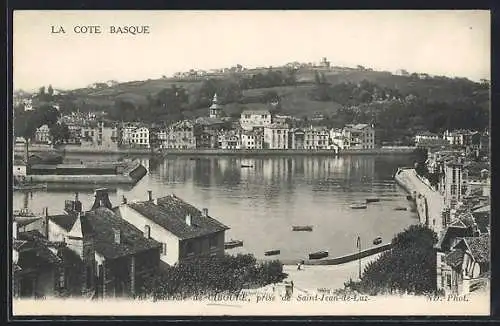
[11,10,491,317]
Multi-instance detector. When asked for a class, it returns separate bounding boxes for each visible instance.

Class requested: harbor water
[13,154,419,261]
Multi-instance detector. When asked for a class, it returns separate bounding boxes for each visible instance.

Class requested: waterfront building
[443,130,475,147]
[80,121,118,149]
[240,109,273,131]
[341,124,375,150]
[263,123,290,149]
[116,191,229,266]
[439,160,465,210]
[415,131,440,146]
[289,128,306,149]
[209,93,223,119]
[304,126,330,150]
[118,122,142,147]
[218,130,241,149]
[166,120,196,149]
[34,124,51,144]
[130,126,150,149]
[194,116,227,149]
[241,129,263,149]
[155,129,168,149]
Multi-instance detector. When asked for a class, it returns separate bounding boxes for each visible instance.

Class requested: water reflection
[13,154,419,260]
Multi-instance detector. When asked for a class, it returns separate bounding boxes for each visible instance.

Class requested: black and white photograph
[11,10,491,316]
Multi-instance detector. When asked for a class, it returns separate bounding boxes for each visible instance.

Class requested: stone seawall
[278,243,393,266]
[394,168,444,234]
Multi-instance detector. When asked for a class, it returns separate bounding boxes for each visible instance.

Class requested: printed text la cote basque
[51,25,150,35]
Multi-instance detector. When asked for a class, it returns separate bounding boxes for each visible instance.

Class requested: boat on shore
[373,236,383,245]
[365,197,380,203]
[406,195,414,201]
[224,239,244,249]
[309,250,329,260]
[292,225,313,232]
[350,202,367,209]
[264,249,281,256]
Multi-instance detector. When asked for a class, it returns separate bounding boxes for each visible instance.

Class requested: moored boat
[406,195,413,201]
[394,206,408,211]
[292,225,313,231]
[365,197,380,203]
[264,249,281,256]
[224,239,244,249]
[309,250,329,260]
[350,202,367,209]
[241,164,253,168]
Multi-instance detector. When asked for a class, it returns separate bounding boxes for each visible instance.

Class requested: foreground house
[116,191,229,266]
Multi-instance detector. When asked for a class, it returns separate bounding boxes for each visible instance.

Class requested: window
[59,268,65,288]
[144,225,151,238]
[446,274,451,288]
[161,243,167,255]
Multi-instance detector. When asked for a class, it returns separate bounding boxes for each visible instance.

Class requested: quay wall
[278,243,393,266]
[394,168,444,234]
[15,146,417,157]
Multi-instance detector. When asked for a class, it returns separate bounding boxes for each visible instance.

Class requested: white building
[240,130,263,149]
[304,126,330,150]
[331,124,375,150]
[415,131,440,145]
[34,124,51,144]
[263,124,289,149]
[218,130,241,149]
[131,126,150,148]
[116,193,229,266]
[240,110,273,131]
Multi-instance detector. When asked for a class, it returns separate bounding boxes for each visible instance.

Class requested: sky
[13,10,490,91]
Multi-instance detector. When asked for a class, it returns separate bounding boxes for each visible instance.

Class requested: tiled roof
[445,249,464,267]
[49,214,78,232]
[195,117,225,126]
[464,235,490,263]
[240,110,271,115]
[85,207,161,259]
[16,240,62,269]
[15,217,41,227]
[435,225,472,251]
[128,195,229,240]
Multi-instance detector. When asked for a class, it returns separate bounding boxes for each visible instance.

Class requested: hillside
[19,66,488,143]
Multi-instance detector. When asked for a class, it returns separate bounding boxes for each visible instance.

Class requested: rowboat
[394,206,408,211]
[264,249,281,256]
[292,225,313,232]
[224,239,244,249]
[406,195,413,200]
[309,250,329,260]
[241,164,253,168]
[365,197,380,203]
[373,237,383,245]
[350,202,367,209]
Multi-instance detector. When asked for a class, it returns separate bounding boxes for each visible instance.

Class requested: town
[12,60,490,303]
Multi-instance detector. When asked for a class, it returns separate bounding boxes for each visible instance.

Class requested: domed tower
[209,93,222,119]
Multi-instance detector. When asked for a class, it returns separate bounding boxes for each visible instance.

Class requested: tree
[39,86,46,96]
[344,224,438,295]
[49,122,70,145]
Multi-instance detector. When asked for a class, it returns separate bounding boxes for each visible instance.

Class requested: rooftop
[463,235,490,264]
[126,194,229,240]
[445,248,464,268]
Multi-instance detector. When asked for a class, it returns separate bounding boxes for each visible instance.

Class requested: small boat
[350,203,367,209]
[292,225,313,232]
[309,250,329,260]
[264,249,281,256]
[373,237,383,245]
[365,197,380,203]
[13,183,47,191]
[406,195,413,201]
[13,208,37,218]
[240,164,253,168]
[224,239,244,249]
[394,206,408,211]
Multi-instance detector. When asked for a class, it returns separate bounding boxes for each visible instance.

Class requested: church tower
[209,93,222,119]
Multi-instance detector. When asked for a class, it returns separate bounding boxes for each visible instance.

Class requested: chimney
[202,208,208,217]
[92,188,113,210]
[113,228,121,244]
[185,214,192,226]
[13,221,18,240]
[148,190,153,201]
